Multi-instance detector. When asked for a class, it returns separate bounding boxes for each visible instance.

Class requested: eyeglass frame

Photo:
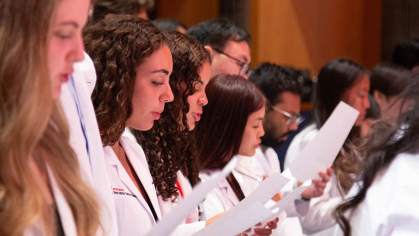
[212,48,249,76]
[270,105,304,125]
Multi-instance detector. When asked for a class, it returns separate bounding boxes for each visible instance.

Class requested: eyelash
[55,33,72,40]
[152,81,163,86]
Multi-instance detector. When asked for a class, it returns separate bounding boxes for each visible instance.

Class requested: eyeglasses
[213,48,249,76]
[270,106,304,125]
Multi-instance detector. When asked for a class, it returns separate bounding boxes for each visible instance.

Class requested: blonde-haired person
[0,0,101,235]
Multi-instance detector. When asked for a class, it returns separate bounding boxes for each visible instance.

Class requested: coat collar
[104,136,162,220]
[120,135,162,220]
[218,173,241,207]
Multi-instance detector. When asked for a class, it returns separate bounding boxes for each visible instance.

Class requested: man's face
[209,40,251,79]
[262,92,301,148]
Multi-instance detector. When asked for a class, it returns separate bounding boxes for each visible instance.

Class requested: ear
[373,90,386,107]
[204,46,215,59]
[104,13,114,19]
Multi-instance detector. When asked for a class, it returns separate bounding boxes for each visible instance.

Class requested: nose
[365,96,371,109]
[259,125,265,138]
[289,119,299,131]
[199,92,208,106]
[161,82,174,103]
[70,33,85,63]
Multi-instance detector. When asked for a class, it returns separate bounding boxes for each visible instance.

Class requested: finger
[318,172,331,182]
[255,222,263,227]
[254,227,272,236]
[267,220,278,229]
[313,180,327,189]
[244,228,252,232]
[327,167,334,176]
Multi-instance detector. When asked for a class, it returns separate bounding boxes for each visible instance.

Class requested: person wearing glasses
[248,63,332,236]
[186,19,251,79]
[284,58,370,235]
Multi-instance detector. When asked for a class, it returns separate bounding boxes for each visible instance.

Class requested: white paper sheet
[288,101,359,182]
[213,201,273,236]
[263,179,312,223]
[193,172,290,236]
[145,157,238,236]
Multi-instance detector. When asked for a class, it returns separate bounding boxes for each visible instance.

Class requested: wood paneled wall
[250,0,382,77]
[155,0,219,28]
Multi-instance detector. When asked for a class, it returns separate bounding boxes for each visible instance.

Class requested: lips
[193,113,202,122]
[60,74,70,83]
[152,112,161,120]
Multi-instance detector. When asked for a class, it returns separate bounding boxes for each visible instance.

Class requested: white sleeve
[300,175,343,234]
[201,187,227,220]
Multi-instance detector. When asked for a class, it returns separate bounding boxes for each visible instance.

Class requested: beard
[261,130,292,149]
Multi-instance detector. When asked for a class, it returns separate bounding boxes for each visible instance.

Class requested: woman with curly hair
[129,31,222,233]
[0,0,101,235]
[84,15,173,235]
[284,58,370,234]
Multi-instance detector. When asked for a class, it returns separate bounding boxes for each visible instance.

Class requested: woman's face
[126,45,174,131]
[48,0,88,98]
[341,75,370,126]
[186,61,211,130]
[238,106,266,157]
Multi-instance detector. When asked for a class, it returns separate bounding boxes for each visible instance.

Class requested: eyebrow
[151,69,169,75]
[58,22,79,28]
[240,55,249,63]
[196,80,204,85]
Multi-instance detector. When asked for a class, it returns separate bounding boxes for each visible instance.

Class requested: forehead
[348,75,370,92]
[222,40,251,62]
[274,92,301,113]
[249,106,266,120]
[54,0,89,24]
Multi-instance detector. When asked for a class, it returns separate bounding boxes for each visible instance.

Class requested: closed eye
[152,81,163,86]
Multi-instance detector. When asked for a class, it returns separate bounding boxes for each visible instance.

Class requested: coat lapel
[120,135,162,220]
[218,177,241,207]
[103,145,158,221]
[47,167,77,236]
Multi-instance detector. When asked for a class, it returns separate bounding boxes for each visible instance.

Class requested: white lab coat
[60,53,118,236]
[24,168,77,236]
[158,171,206,235]
[123,128,206,235]
[285,124,342,234]
[104,134,161,236]
[333,153,419,236]
[252,146,308,236]
[106,132,205,236]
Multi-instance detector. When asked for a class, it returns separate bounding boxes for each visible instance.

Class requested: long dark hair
[131,31,210,201]
[196,74,266,170]
[334,72,419,236]
[370,63,412,98]
[313,58,368,193]
[83,15,167,146]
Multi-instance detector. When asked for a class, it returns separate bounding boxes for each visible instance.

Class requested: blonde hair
[0,0,100,235]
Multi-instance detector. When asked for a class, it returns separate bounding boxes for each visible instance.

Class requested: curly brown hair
[131,31,210,201]
[83,15,167,146]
